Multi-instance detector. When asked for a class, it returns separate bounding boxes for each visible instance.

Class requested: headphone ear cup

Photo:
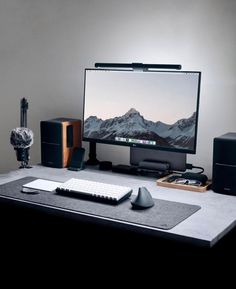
[181,172,208,185]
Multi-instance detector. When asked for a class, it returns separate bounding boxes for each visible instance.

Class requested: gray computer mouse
[131,187,154,209]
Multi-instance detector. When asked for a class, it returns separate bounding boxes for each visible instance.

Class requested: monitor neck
[86,141,100,166]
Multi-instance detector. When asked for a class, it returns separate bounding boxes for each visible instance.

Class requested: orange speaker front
[40,118,82,168]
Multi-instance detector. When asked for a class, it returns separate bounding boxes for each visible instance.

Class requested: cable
[186,163,204,174]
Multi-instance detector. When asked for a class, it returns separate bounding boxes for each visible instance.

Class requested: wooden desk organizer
[156,174,212,192]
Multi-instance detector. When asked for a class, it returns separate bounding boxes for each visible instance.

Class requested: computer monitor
[83,68,201,170]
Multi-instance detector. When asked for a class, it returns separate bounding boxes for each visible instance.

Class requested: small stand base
[86,159,100,166]
[19,164,32,169]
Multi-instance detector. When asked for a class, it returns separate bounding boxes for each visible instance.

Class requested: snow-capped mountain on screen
[84,108,196,149]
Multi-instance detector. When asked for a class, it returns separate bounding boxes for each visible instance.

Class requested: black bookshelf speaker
[212,132,236,195]
[41,118,81,168]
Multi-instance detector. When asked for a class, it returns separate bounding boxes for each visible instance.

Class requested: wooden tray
[156,174,212,192]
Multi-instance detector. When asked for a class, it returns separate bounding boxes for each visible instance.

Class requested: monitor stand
[130,147,187,172]
[112,147,186,177]
[86,141,100,166]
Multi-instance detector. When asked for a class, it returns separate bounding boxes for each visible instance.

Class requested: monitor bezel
[82,68,201,155]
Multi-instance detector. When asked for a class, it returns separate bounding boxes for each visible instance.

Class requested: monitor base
[86,159,100,166]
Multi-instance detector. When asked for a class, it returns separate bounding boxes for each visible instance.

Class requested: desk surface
[0,165,235,248]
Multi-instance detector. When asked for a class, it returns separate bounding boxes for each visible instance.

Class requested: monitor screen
[83,69,201,154]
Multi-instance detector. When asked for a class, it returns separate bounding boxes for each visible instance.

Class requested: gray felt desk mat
[0,177,201,230]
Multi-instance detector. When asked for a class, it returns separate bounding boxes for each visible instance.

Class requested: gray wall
[0,0,236,177]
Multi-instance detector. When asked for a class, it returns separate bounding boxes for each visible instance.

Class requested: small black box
[212,132,236,195]
[112,164,138,175]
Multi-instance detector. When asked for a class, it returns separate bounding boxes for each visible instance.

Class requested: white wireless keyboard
[56,178,132,204]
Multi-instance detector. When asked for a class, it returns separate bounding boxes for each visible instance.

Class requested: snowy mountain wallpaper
[84,108,196,150]
[83,70,200,151]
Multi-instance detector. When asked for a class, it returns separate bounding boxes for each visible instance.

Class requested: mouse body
[131,187,154,209]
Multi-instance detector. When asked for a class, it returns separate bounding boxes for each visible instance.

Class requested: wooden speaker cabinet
[41,118,82,168]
